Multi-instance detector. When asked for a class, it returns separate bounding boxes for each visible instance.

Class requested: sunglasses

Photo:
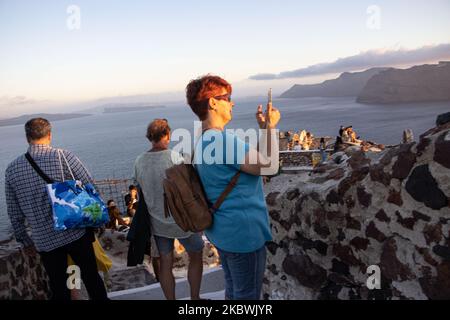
[213,93,232,102]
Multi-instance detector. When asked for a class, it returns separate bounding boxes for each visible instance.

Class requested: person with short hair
[124,185,139,217]
[186,75,280,300]
[132,118,204,300]
[5,118,108,300]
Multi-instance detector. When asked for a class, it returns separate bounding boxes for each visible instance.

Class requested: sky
[0,0,450,117]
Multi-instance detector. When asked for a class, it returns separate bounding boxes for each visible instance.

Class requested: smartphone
[268,88,272,106]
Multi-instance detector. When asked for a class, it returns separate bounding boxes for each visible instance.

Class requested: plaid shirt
[5,144,94,252]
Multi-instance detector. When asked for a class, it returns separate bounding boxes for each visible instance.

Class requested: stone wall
[0,229,220,299]
[263,120,450,299]
[0,240,50,300]
[280,152,313,167]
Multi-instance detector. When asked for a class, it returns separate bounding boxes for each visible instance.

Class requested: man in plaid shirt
[5,118,108,300]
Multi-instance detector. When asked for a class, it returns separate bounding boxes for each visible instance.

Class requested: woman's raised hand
[256,103,280,129]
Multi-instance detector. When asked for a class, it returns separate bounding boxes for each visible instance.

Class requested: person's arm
[5,177,35,254]
[125,194,137,210]
[116,215,129,226]
[240,103,280,176]
[112,209,128,226]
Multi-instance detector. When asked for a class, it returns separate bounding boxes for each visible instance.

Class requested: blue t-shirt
[194,129,272,253]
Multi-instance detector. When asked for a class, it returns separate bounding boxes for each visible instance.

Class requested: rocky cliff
[280,68,388,98]
[263,115,450,299]
[357,62,450,104]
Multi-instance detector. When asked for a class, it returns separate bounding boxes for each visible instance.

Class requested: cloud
[249,43,450,80]
[0,95,37,107]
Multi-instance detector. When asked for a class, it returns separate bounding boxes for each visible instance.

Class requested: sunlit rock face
[263,115,450,300]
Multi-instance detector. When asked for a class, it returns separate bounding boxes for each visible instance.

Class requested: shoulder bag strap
[24,152,55,184]
[58,149,75,180]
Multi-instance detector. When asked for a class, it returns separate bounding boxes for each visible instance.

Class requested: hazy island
[280,62,450,104]
[279,67,389,98]
[103,105,165,113]
[0,113,92,127]
[357,61,450,104]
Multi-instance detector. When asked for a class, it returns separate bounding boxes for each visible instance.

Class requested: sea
[1,97,449,241]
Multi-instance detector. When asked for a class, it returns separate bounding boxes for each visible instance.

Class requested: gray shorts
[154,233,204,256]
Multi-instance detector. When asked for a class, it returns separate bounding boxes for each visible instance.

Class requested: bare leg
[159,252,175,300]
[187,251,203,300]
[152,257,161,282]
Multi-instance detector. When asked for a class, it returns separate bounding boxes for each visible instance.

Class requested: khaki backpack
[163,161,240,233]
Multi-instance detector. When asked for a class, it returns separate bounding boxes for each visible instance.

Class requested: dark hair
[185,75,232,121]
[25,118,51,142]
[320,137,325,143]
[129,185,137,191]
[146,119,171,143]
[107,199,115,206]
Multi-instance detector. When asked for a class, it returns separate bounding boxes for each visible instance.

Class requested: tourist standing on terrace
[133,119,204,300]
[320,137,327,163]
[186,75,280,300]
[124,184,139,217]
[4,118,108,300]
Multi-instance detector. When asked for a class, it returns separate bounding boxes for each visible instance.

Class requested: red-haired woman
[186,75,280,300]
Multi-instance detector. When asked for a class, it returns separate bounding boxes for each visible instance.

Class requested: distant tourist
[298,130,307,143]
[342,126,361,144]
[4,118,108,300]
[293,141,302,151]
[319,137,327,163]
[339,125,344,137]
[302,131,313,150]
[124,185,139,217]
[106,199,129,231]
[133,118,204,300]
[334,136,344,153]
[186,75,280,300]
[342,126,351,143]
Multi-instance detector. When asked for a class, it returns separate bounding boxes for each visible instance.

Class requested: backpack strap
[209,171,241,214]
[193,128,241,214]
[25,152,55,184]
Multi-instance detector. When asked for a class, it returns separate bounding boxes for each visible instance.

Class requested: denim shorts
[154,233,204,256]
[217,245,267,300]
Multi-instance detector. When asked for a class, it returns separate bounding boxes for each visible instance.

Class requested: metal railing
[94,179,133,215]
